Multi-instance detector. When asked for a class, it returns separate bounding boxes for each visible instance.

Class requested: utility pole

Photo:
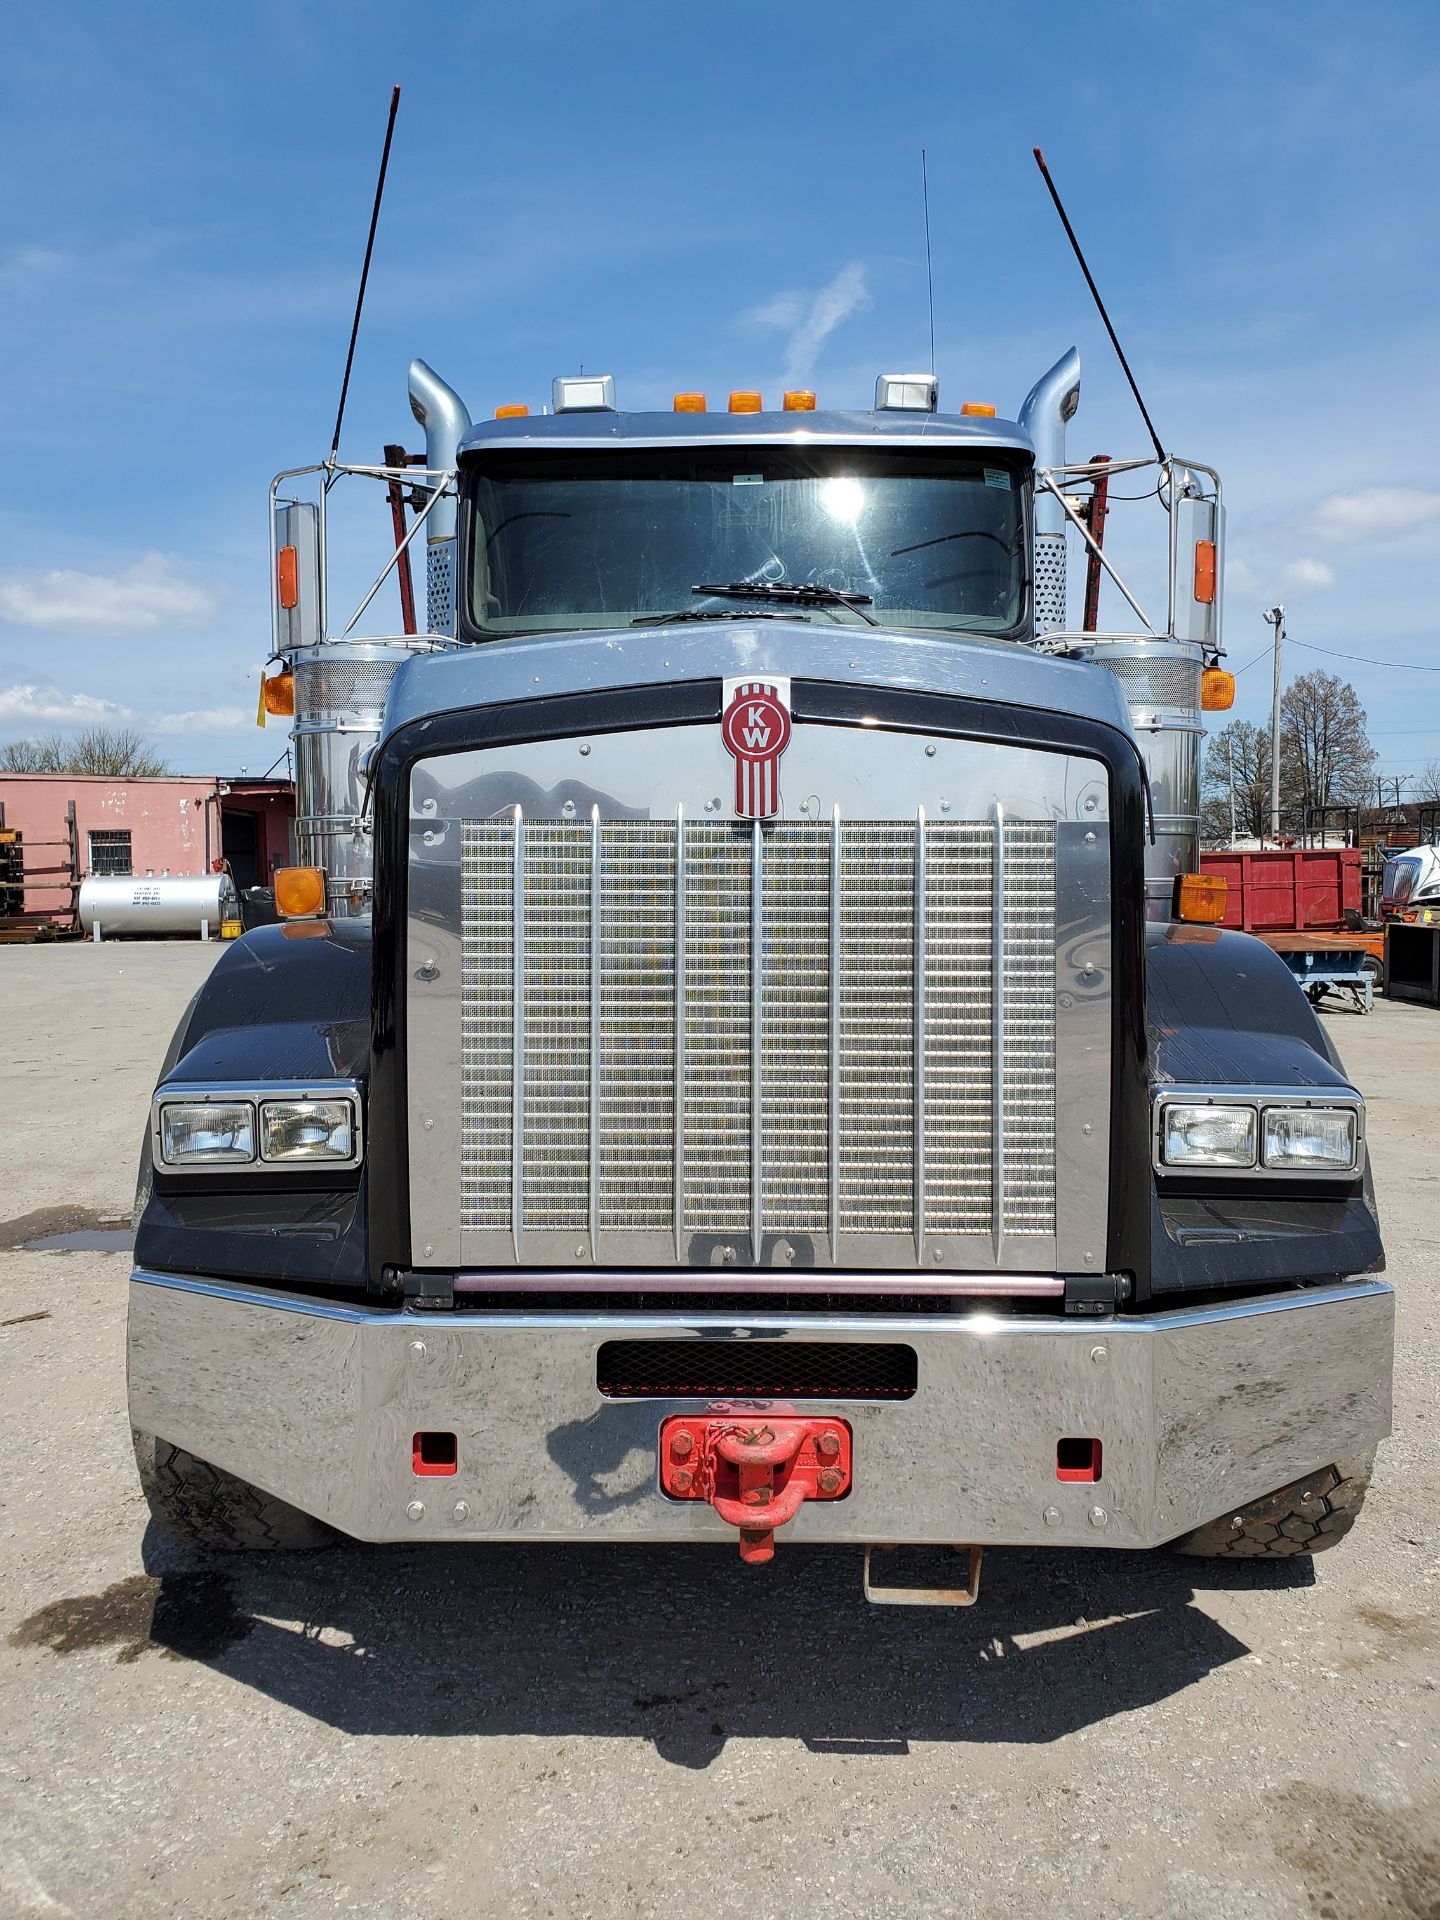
[1264,605,1285,842]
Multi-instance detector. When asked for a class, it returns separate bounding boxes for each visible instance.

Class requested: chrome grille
[458,813,1058,1265]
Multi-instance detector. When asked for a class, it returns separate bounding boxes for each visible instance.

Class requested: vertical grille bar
[990,800,1006,1263]
[913,806,927,1263]
[511,805,525,1261]
[829,806,842,1255]
[750,817,764,1259]
[588,805,601,1257]
[673,806,686,1262]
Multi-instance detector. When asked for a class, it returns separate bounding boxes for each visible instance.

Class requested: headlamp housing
[153,1084,363,1174]
[1154,1088,1363,1178]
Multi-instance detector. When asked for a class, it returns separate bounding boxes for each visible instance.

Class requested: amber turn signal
[494,403,530,419]
[1175,873,1228,925]
[783,389,816,411]
[728,391,762,413]
[1201,667,1235,711]
[261,671,294,717]
[274,866,327,919]
[960,402,997,417]
[673,392,707,412]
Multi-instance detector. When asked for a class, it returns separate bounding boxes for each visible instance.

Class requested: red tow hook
[659,1415,852,1563]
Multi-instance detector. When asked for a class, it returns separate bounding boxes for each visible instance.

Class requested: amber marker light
[673,392,707,412]
[960,402,997,417]
[274,866,327,919]
[783,390,816,411]
[276,545,299,609]
[1194,538,1217,604]
[729,391,763,413]
[261,671,294,717]
[1201,668,1235,711]
[494,404,530,419]
[1175,873,1228,925]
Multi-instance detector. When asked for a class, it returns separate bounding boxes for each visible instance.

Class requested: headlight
[153,1084,363,1172]
[259,1098,356,1163]
[1161,1103,1257,1168]
[1262,1106,1358,1172]
[158,1102,255,1166]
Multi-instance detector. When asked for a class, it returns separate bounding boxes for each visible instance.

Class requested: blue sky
[2,1,1438,783]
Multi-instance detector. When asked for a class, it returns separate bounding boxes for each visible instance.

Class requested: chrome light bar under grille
[455,810,1057,1270]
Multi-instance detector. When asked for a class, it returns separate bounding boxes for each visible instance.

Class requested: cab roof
[456,408,1034,461]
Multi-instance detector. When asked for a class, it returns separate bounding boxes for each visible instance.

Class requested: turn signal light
[277,545,299,610]
[673,392,707,412]
[960,402,997,417]
[1201,667,1235,711]
[783,389,816,411]
[1194,539,1217,604]
[274,865,327,919]
[494,403,530,419]
[1175,873,1228,925]
[729,390,763,413]
[261,671,294,717]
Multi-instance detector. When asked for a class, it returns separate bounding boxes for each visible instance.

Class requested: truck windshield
[462,448,1027,638]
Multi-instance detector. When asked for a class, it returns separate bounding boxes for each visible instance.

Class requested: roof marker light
[961,402,997,417]
[729,391,762,413]
[783,390,816,411]
[494,404,530,419]
[674,392,707,412]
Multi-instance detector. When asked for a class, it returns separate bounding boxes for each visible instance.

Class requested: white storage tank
[79,873,238,940]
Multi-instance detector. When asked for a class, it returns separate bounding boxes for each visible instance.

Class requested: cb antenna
[1032,146,1165,463]
[921,148,936,373]
[329,84,402,468]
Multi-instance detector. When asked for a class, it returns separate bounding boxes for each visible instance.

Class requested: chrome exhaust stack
[408,359,472,635]
[1018,348,1081,638]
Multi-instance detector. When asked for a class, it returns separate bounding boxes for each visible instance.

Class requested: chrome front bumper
[127,1270,1394,1549]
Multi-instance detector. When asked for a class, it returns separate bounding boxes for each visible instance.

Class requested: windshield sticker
[732,473,764,486]
[984,468,1012,490]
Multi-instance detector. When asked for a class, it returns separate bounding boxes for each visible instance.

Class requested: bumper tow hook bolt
[671,1430,695,1458]
[672,1468,694,1493]
[817,1469,843,1495]
[818,1432,841,1461]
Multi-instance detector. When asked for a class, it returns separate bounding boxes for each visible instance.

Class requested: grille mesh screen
[294,658,401,718]
[1096,654,1201,710]
[458,815,1058,1262]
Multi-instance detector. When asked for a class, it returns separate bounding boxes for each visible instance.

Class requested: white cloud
[1278,557,1337,596]
[0,682,250,738]
[0,683,130,727]
[744,262,871,385]
[1307,486,1440,547]
[0,553,217,634]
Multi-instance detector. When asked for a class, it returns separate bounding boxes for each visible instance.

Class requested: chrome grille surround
[408,722,1112,1274]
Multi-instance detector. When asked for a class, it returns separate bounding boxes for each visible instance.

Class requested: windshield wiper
[691,582,879,626]
[631,608,807,626]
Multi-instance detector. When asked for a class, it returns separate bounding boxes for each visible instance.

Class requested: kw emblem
[721,678,792,819]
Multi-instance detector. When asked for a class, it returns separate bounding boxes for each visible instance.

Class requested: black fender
[1141,924,1383,1299]
[133,923,376,1298]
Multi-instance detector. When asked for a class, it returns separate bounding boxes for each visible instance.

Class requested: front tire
[1170,1448,1376,1559]
[133,1431,338,1550]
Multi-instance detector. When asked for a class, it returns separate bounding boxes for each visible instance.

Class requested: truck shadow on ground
[53,1528,1311,1765]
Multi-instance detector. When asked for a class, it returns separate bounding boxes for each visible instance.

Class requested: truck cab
[126,358,1391,1597]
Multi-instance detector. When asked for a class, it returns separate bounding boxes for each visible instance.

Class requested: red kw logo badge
[721,679,792,819]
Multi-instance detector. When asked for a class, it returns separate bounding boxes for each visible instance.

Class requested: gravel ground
[0,940,1436,1920]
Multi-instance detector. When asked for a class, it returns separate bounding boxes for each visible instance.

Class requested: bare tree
[1279,670,1375,819]
[1200,719,1272,843]
[1412,760,1440,805]
[0,727,167,777]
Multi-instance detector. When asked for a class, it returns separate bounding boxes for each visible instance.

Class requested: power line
[1290,638,1440,673]
[1231,643,1274,676]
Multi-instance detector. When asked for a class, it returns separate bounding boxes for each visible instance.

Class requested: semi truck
[126,351,1391,1601]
